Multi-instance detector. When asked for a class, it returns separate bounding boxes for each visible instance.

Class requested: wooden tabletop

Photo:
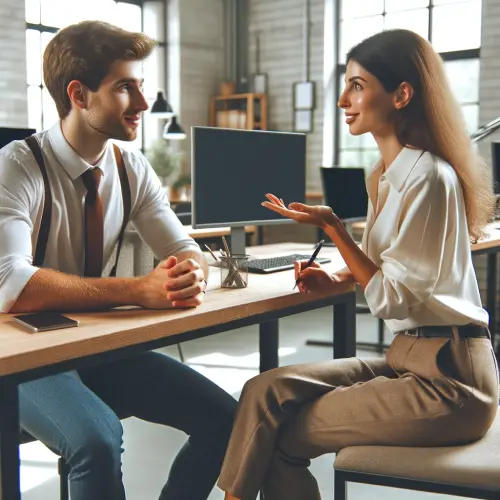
[0,244,351,377]
[470,222,500,252]
[351,220,500,252]
[186,225,257,239]
[126,225,257,241]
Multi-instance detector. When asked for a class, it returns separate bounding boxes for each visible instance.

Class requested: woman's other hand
[294,260,354,294]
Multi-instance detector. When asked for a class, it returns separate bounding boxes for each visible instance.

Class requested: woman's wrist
[322,212,343,235]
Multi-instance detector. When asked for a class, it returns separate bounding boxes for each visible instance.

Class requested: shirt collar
[367,147,424,193]
[388,147,425,191]
[47,121,111,180]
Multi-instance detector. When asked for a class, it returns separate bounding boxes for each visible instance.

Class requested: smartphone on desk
[13,312,79,333]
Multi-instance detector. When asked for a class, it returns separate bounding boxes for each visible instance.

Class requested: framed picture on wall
[293,81,315,110]
[253,73,268,94]
[294,109,313,133]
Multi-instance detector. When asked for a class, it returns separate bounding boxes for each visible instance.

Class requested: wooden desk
[0,243,355,499]
[186,225,257,240]
[125,225,258,276]
[126,225,257,242]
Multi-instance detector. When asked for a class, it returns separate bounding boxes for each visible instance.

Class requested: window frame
[333,0,481,166]
[25,0,167,149]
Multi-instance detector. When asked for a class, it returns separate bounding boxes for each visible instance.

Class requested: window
[336,0,482,168]
[25,0,165,150]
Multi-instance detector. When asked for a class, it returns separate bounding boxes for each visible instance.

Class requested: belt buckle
[405,328,419,337]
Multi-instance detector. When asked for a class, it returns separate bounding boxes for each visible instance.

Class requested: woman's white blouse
[362,147,488,333]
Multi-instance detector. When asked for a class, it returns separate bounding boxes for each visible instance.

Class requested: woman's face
[338,60,397,138]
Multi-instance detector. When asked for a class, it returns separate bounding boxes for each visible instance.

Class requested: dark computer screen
[320,166,368,222]
[0,127,36,149]
[492,142,500,195]
[192,127,306,228]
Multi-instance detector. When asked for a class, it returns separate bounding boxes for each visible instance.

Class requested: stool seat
[334,411,500,492]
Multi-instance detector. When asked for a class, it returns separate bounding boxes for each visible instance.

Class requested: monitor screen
[320,166,368,222]
[0,127,36,149]
[192,127,306,228]
[492,142,500,195]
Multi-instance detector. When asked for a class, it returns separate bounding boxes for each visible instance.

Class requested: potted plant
[171,173,191,201]
[146,139,182,188]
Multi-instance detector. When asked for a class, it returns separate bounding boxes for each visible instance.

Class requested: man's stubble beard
[86,106,136,142]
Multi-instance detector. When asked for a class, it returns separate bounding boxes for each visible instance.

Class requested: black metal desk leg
[0,379,20,500]
[259,320,279,373]
[333,292,356,359]
[487,252,497,351]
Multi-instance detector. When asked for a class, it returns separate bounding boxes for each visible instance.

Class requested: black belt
[403,324,489,339]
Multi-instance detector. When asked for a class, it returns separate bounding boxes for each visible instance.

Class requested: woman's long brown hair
[347,29,494,241]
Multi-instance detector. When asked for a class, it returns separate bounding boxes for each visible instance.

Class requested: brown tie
[81,168,103,277]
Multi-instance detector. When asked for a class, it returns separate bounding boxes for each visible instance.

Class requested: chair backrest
[320,166,368,222]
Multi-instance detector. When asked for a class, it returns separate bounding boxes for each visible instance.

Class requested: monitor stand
[230,226,246,255]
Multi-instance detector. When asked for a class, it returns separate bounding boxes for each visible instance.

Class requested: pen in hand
[293,239,325,290]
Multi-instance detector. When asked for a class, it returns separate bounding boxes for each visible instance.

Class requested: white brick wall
[247,0,324,243]
[168,0,226,175]
[248,0,324,192]
[0,0,28,127]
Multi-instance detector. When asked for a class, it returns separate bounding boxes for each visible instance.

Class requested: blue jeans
[19,351,237,500]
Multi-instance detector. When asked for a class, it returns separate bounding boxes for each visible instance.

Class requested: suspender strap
[109,144,131,278]
[25,138,131,277]
[25,136,52,267]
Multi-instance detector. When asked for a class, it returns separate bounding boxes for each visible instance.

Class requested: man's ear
[393,82,414,110]
[67,80,88,110]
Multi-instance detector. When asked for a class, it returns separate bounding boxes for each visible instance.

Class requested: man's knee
[66,412,123,473]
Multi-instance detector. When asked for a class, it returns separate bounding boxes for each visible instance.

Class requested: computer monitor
[320,166,368,223]
[0,127,36,149]
[192,127,306,254]
[492,142,500,195]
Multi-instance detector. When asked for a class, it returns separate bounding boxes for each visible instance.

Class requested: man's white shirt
[0,122,199,312]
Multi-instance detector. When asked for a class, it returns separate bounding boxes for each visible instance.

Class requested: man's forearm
[10,268,140,313]
[10,249,207,314]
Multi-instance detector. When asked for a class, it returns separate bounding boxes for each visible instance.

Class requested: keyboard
[247,254,331,274]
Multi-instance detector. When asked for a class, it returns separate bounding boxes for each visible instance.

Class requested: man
[0,20,236,500]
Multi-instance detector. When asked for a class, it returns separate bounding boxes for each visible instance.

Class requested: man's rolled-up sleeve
[131,153,201,261]
[364,173,449,320]
[0,154,40,312]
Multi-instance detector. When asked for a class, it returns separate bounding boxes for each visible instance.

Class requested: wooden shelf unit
[209,93,268,130]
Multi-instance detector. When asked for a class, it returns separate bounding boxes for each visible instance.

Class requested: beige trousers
[218,333,499,500]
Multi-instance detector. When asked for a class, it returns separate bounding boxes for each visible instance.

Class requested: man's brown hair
[43,20,157,119]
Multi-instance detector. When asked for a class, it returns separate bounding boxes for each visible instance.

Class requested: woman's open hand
[261,193,338,228]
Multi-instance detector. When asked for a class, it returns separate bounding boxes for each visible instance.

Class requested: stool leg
[58,457,69,500]
[334,470,347,500]
[177,343,185,363]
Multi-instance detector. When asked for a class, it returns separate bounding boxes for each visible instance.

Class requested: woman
[218,29,499,500]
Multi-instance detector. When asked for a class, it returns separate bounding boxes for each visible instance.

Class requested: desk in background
[124,225,258,276]
[0,243,355,499]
